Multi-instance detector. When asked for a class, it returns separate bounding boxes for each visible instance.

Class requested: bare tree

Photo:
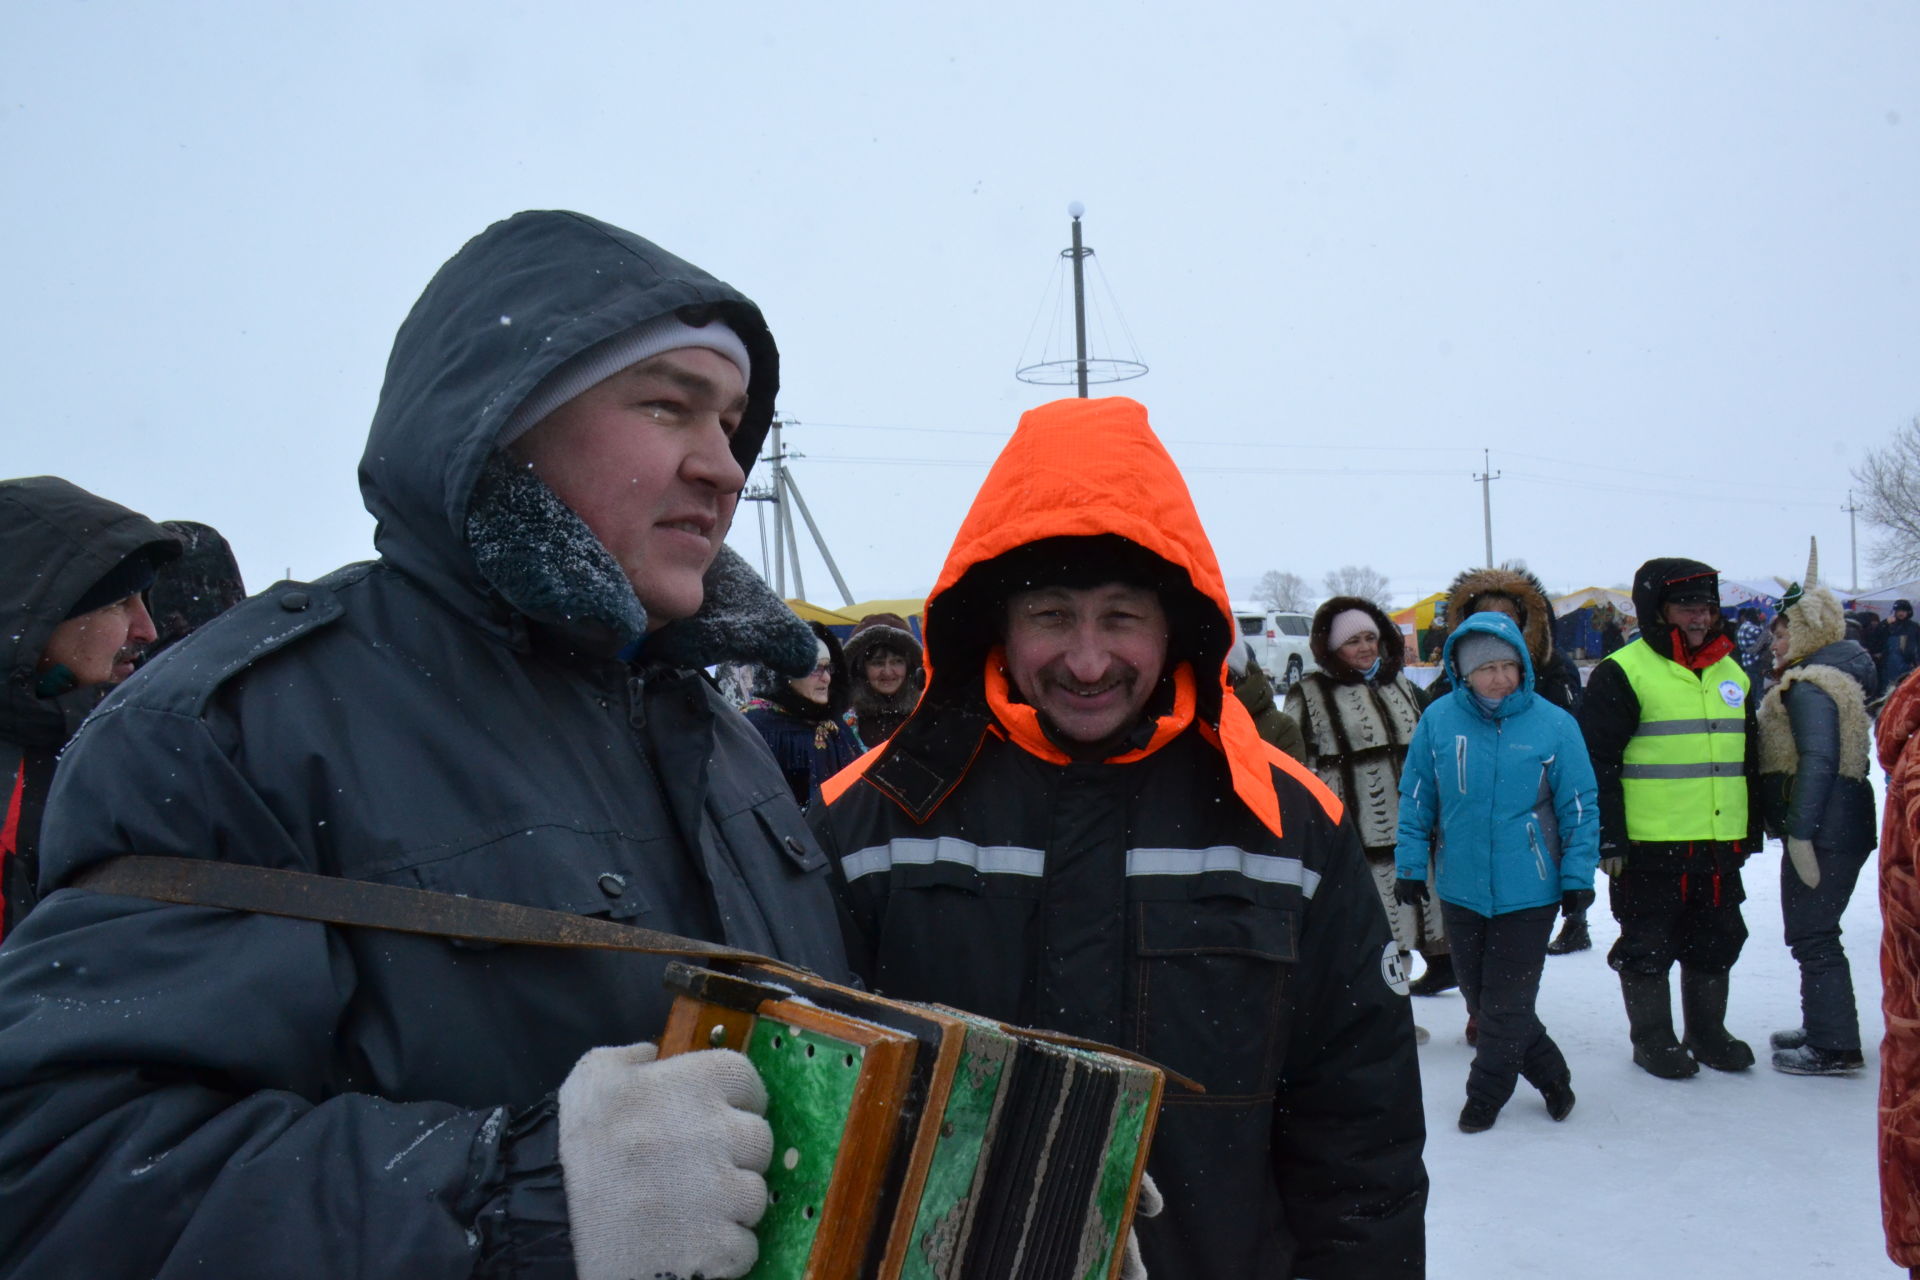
[1323,564,1392,610]
[1256,570,1309,613]
[1855,416,1920,581]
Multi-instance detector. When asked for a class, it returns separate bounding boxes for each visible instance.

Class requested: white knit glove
[1119,1171,1164,1280]
[557,1043,773,1280]
[1787,837,1822,889]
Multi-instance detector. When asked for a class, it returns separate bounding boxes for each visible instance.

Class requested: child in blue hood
[1395,611,1600,1132]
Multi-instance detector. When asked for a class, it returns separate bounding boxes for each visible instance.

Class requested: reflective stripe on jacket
[1612,638,1750,842]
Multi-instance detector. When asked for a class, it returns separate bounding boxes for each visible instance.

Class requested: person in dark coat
[1227,636,1307,761]
[143,519,247,659]
[0,477,177,941]
[743,620,863,810]
[1581,557,1761,1081]
[842,611,923,745]
[1424,564,1590,956]
[0,211,851,1280]
[1886,600,1920,693]
[1760,544,1879,1075]
[812,397,1427,1280]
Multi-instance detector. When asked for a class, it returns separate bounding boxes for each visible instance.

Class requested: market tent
[784,600,861,634]
[1849,578,1920,608]
[1721,579,1784,610]
[1552,588,1636,661]
[1391,591,1450,664]
[1552,587,1635,619]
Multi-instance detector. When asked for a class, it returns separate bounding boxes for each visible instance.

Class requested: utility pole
[1842,489,1861,592]
[739,417,855,607]
[1067,202,1090,397]
[1474,449,1501,567]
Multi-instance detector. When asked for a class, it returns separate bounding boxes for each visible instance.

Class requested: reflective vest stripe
[843,837,1320,898]
[842,837,1045,881]
[1611,639,1749,841]
[1630,719,1745,737]
[1126,847,1322,897]
[1621,761,1745,780]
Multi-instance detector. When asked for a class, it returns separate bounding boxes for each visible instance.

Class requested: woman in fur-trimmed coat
[1760,550,1878,1075]
[843,612,924,747]
[1285,596,1442,985]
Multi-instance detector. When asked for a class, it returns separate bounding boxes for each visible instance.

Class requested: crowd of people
[0,208,1912,1277]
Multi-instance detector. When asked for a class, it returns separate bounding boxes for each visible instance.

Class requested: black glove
[1393,877,1429,907]
[1561,888,1595,914]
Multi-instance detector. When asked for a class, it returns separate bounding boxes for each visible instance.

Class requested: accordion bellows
[658,961,1164,1280]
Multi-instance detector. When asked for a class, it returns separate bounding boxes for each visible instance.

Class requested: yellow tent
[1391,591,1451,664]
[784,600,861,629]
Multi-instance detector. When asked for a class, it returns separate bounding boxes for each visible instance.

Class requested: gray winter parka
[0,211,850,1278]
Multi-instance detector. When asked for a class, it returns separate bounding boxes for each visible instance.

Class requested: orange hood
[830,396,1338,837]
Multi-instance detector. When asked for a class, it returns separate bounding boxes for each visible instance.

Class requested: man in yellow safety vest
[1580,557,1761,1079]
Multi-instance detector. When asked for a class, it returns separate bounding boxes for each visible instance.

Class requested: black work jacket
[814,711,1427,1280]
[0,211,849,1279]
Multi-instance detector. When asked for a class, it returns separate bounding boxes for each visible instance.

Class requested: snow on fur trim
[1444,563,1556,667]
[465,452,815,672]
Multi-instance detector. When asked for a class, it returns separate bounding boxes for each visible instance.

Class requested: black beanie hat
[66,548,163,619]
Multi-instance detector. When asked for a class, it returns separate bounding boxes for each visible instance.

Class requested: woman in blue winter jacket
[1395,612,1601,1133]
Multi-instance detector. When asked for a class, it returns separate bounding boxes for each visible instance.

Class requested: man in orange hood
[811,397,1427,1280]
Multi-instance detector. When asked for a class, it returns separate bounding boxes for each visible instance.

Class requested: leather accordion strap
[70,854,793,973]
[72,853,1202,1093]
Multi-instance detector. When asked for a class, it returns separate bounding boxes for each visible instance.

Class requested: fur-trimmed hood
[1308,596,1405,683]
[843,613,923,677]
[366,210,814,676]
[1444,564,1556,668]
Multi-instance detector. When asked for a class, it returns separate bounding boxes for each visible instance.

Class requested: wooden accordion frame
[657,960,1165,1280]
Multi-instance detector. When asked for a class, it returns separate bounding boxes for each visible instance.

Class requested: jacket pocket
[1526,823,1549,882]
[741,799,828,874]
[872,868,1039,1024]
[1134,893,1300,1097]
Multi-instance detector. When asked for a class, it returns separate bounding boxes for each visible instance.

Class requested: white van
[1231,605,1316,689]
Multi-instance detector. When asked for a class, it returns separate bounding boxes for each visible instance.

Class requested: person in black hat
[0,476,178,941]
[1885,599,1920,694]
[1580,557,1761,1079]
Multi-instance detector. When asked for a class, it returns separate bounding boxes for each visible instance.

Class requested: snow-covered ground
[1419,827,1894,1277]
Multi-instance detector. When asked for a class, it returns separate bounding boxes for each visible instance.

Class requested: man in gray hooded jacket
[0,212,849,1279]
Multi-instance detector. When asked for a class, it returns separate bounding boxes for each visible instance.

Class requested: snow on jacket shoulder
[0,211,848,1280]
[1395,612,1599,916]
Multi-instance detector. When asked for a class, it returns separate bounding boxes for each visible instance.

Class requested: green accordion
[658,960,1165,1280]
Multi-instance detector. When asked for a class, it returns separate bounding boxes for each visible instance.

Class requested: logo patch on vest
[1381,941,1412,997]
[1718,680,1745,708]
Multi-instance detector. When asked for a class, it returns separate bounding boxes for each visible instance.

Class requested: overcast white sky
[6,2,1918,610]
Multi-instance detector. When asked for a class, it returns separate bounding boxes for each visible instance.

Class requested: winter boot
[1772,1043,1865,1076]
[1620,971,1699,1079]
[1679,969,1754,1072]
[1546,911,1592,956]
[1538,1077,1576,1122]
[1458,1097,1502,1133]
[1408,953,1457,997]
[1770,1027,1809,1051]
